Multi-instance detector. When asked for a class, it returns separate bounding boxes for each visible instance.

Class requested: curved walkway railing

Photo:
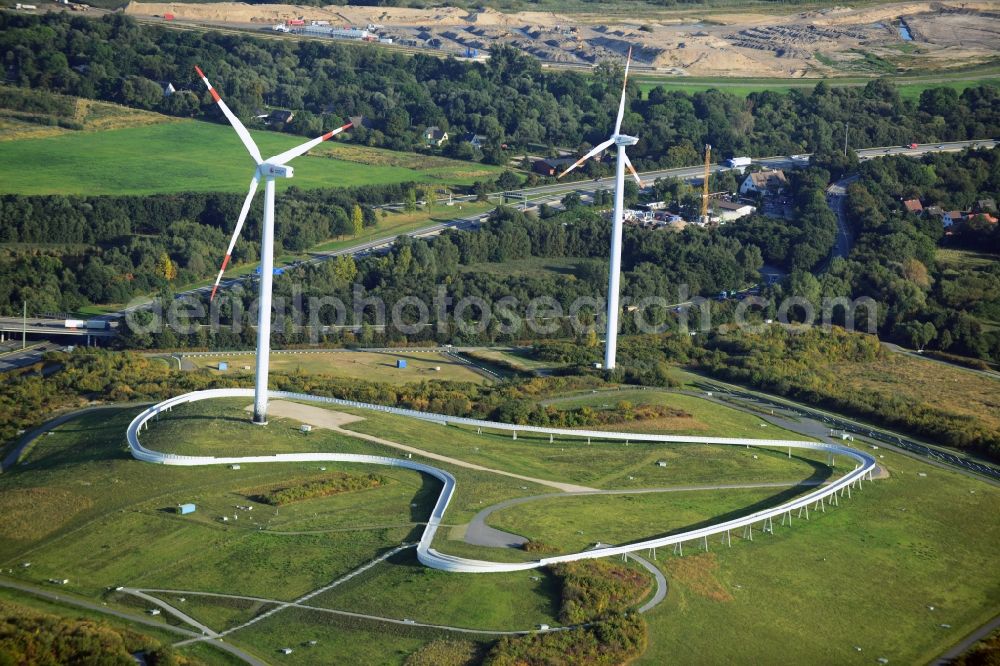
[127,389,877,573]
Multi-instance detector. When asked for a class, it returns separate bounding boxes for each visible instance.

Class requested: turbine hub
[261,163,293,179]
[615,134,639,147]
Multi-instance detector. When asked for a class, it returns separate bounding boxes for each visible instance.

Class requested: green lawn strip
[543,389,814,439]
[339,400,826,490]
[224,606,468,665]
[0,119,496,196]
[635,73,1000,99]
[486,487,804,554]
[138,398,380,457]
[309,201,497,254]
[0,408,421,601]
[635,445,1000,665]
[185,350,486,385]
[153,592,278,634]
[309,548,561,631]
[467,347,566,372]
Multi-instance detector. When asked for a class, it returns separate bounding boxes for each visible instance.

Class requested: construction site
[125,1,1000,77]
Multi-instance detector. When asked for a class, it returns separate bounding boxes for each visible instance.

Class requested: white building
[740,170,788,197]
[712,200,756,222]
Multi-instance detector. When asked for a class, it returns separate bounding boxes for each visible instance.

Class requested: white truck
[725,156,752,168]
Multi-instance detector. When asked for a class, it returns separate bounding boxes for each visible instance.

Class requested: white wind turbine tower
[558,48,643,371]
[195,66,352,424]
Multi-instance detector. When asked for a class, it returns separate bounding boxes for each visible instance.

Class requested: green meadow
[0,385,997,664]
[0,119,500,196]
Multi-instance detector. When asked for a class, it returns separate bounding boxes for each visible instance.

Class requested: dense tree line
[720,167,837,272]
[1,13,998,168]
[837,149,1000,360]
[119,205,764,350]
[0,184,403,315]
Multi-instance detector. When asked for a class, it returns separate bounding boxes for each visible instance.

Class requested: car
[937,145,944,149]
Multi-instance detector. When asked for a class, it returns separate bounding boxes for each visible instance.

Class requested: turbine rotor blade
[210,173,260,302]
[622,152,644,189]
[557,137,616,179]
[195,66,263,165]
[268,122,353,166]
[614,47,633,136]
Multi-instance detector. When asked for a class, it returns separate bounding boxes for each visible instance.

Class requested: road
[0,318,116,338]
[823,174,859,269]
[0,342,63,373]
[688,377,1000,484]
[8,139,993,345]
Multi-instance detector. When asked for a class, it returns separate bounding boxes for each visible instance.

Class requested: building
[266,109,294,126]
[739,169,788,196]
[942,210,964,228]
[177,503,196,515]
[423,126,448,146]
[532,157,576,177]
[967,212,998,225]
[902,198,923,214]
[974,197,997,213]
[460,133,488,149]
[712,200,756,222]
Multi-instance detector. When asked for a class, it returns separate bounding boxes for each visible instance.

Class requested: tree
[405,189,418,212]
[331,255,357,284]
[155,252,176,281]
[351,204,364,237]
[496,170,521,191]
[561,191,583,210]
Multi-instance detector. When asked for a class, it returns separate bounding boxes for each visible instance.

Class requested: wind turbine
[195,66,352,424]
[558,48,643,371]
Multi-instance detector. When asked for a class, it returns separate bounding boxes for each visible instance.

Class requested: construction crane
[700,143,711,225]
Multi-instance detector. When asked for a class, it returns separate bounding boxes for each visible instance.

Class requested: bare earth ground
[126,1,1000,78]
[244,400,363,428]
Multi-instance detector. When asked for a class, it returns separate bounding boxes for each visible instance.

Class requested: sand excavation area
[126,1,1000,78]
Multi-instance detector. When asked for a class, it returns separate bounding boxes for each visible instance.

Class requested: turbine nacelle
[615,134,639,147]
[261,163,293,179]
[195,65,352,306]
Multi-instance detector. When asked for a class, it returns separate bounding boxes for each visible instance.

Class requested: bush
[485,612,646,666]
[247,473,384,506]
[550,560,651,624]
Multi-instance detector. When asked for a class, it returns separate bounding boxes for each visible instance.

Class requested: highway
[7,139,993,337]
[0,342,65,373]
[689,378,1000,484]
[105,138,1000,312]
[127,388,877,573]
[0,318,116,338]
